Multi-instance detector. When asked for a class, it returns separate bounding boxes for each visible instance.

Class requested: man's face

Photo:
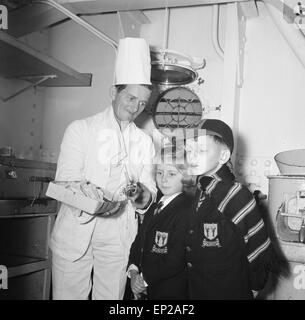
[185,135,223,176]
[156,164,184,196]
[112,84,151,122]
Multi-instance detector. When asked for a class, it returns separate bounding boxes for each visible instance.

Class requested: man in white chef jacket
[50,37,157,300]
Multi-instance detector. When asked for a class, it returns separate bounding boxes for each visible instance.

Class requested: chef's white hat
[114,37,151,85]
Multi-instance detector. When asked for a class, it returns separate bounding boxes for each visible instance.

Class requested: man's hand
[127,182,152,209]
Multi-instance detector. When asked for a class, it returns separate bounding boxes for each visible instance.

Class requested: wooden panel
[0,31,92,87]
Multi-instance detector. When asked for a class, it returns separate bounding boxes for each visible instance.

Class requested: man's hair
[115,84,152,93]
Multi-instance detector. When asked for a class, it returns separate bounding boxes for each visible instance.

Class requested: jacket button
[189,229,194,234]
[187,262,193,268]
[186,246,191,252]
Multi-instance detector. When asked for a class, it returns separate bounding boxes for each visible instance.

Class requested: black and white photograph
[0,0,305,309]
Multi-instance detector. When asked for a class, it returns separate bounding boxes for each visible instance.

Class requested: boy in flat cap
[184,119,274,299]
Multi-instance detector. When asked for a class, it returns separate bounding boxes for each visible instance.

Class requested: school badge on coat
[151,231,168,254]
[202,223,221,248]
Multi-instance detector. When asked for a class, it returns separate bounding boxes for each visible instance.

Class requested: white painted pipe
[33,0,118,52]
[263,0,305,69]
[212,4,224,59]
[163,7,170,51]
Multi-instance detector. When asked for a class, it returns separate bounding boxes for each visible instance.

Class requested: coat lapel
[147,193,186,230]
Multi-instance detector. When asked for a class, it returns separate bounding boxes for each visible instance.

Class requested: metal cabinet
[0,156,57,300]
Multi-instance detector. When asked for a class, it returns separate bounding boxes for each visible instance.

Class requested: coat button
[187,262,193,268]
[186,246,191,252]
[189,229,194,234]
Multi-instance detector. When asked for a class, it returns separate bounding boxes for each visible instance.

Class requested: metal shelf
[0,156,57,170]
[0,31,92,87]
[0,213,56,299]
[0,254,49,278]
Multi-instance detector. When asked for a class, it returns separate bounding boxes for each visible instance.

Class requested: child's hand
[130,270,146,295]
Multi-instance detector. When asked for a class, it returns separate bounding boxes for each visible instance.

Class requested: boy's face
[156,164,184,196]
[185,135,223,176]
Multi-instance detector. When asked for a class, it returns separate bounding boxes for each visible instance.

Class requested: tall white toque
[114,37,152,85]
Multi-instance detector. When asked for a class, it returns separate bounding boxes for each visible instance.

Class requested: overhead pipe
[162,6,170,52]
[212,4,224,59]
[32,0,118,52]
[263,0,305,69]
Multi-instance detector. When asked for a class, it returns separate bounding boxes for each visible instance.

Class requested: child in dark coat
[184,119,274,299]
[127,148,193,300]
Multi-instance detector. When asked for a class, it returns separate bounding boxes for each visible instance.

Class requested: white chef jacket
[50,106,157,261]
